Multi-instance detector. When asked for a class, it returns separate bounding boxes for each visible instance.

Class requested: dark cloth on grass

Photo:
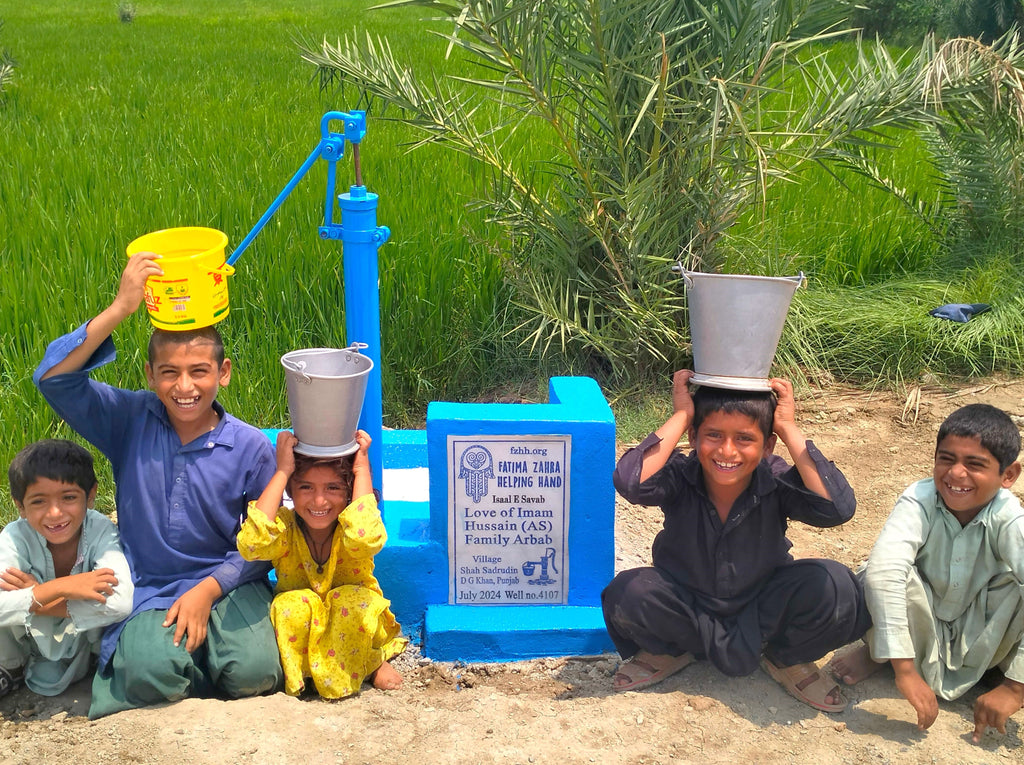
[928,303,991,323]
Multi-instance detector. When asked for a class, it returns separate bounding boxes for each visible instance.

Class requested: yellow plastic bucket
[126,227,234,330]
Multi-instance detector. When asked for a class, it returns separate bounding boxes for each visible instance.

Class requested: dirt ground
[3,378,1024,764]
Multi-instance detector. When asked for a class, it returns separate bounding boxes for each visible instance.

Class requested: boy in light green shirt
[0,440,133,696]
[830,404,1024,742]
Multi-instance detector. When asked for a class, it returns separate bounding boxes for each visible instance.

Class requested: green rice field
[0,0,525,516]
[3,2,1023,520]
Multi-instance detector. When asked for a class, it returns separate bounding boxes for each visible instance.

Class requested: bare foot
[370,660,403,690]
[826,643,884,686]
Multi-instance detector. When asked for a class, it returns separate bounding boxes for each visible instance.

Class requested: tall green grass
[725,136,940,285]
[0,0,524,520]
[4,5,1024,525]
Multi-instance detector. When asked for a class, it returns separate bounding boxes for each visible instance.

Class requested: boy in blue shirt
[604,371,869,712]
[34,252,283,718]
[1,439,132,697]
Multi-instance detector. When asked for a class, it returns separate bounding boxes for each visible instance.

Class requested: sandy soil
[3,378,1024,764]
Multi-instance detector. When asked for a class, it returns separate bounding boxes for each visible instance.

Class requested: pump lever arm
[226,142,323,266]
[226,110,368,266]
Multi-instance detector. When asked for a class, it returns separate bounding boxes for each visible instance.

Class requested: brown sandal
[613,651,694,692]
[762,657,847,713]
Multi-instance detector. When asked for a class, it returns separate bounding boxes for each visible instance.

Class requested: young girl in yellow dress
[238,429,406,698]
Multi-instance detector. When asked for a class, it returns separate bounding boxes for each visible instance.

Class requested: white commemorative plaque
[447,435,570,605]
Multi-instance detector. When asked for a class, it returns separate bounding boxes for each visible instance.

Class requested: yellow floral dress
[237,495,406,698]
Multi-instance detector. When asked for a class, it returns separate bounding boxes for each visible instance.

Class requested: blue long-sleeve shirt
[34,323,276,666]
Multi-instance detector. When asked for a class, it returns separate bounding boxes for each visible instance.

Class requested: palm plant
[923,36,1024,257]
[0,22,15,98]
[942,0,1024,42]
[835,34,1024,263]
[301,0,1024,379]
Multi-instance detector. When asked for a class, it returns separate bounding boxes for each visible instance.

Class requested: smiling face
[933,434,1021,524]
[17,477,96,554]
[690,409,776,496]
[288,465,351,535]
[145,339,231,443]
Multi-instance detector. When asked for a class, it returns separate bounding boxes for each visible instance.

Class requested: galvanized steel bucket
[677,269,805,391]
[281,344,373,457]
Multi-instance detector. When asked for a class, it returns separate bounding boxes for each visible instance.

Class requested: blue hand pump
[228,111,390,493]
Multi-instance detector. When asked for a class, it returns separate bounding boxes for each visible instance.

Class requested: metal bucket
[281,344,373,457]
[678,269,804,391]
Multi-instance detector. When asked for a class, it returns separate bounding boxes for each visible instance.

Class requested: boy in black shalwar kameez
[603,371,869,712]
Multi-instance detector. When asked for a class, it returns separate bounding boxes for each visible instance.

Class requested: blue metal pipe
[337,185,389,493]
[225,110,387,495]
[227,112,363,266]
[226,142,323,266]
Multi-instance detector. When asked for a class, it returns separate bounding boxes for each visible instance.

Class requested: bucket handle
[211,263,235,277]
[343,341,369,361]
[670,263,693,289]
[281,343,370,385]
[280,357,311,384]
[671,264,806,289]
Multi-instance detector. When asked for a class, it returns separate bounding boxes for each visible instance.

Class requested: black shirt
[613,432,856,617]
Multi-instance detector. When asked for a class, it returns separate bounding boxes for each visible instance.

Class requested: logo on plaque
[458,444,494,503]
[522,547,558,585]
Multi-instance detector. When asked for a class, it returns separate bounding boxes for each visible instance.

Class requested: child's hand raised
[638,371,695,482]
[275,430,298,478]
[768,377,833,498]
[769,378,796,432]
[113,252,163,316]
[354,429,372,452]
[352,429,373,500]
[672,370,695,419]
[252,432,296,523]
[353,430,372,473]
[40,250,165,382]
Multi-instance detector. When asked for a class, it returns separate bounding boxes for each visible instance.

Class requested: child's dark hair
[147,326,225,366]
[8,439,97,504]
[287,453,356,499]
[692,385,776,441]
[937,404,1021,471]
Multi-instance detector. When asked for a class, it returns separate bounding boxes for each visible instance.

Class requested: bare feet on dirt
[827,641,886,685]
[371,660,403,690]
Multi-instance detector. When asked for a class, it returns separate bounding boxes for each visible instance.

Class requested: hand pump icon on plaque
[522,548,559,585]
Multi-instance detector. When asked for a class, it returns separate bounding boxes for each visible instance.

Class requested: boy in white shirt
[831,404,1024,742]
[0,440,132,696]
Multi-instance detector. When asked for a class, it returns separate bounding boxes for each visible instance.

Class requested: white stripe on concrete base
[382,467,430,503]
